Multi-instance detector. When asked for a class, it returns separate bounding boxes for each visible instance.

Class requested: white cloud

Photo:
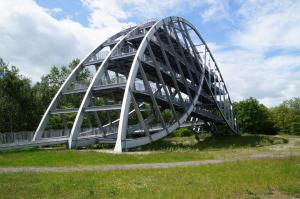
[81,0,207,24]
[208,0,300,106]
[0,0,125,82]
[0,0,298,107]
[200,0,232,23]
[122,0,197,19]
[215,48,300,106]
[0,0,191,82]
[0,0,209,81]
[81,0,131,29]
[233,0,300,51]
[46,7,63,15]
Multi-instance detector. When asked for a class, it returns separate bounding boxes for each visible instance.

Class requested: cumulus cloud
[46,7,63,15]
[234,0,300,51]
[81,0,132,29]
[0,0,210,81]
[80,0,300,106]
[215,48,300,105]
[81,0,207,24]
[0,0,299,106]
[200,0,232,23]
[210,0,300,106]
[0,0,127,82]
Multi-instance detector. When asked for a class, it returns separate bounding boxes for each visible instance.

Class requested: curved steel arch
[32,16,238,152]
[68,26,140,148]
[115,16,238,151]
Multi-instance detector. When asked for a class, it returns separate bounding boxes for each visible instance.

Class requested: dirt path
[266,137,300,151]
[0,153,293,173]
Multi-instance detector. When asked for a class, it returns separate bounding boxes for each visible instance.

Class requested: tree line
[0,58,80,133]
[233,97,300,134]
[0,58,299,134]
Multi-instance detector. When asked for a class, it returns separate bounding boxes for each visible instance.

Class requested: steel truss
[30,16,238,152]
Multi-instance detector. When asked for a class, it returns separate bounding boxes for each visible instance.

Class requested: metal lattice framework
[29,16,238,152]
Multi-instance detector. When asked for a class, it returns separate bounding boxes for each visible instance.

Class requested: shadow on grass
[0,144,67,154]
[135,134,288,151]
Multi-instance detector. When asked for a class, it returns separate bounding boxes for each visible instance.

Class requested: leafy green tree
[0,58,86,132]
[0,59,37,132]
[32,59,82,108]
[270,98,300,133]
[233,97,275,134]
[32,59,86,129]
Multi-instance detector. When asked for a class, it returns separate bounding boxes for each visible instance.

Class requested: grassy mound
[136,134,288,151]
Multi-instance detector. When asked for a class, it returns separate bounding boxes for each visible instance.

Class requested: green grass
[0,157,299,199]
[0,134,293,167]
[0,134,299,198]
[0,148,214,167]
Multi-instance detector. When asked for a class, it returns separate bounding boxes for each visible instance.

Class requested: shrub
[172,128,194,137]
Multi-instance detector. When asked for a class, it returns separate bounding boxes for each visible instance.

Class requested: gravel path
[267,137,300,151]
[0,154,292,173]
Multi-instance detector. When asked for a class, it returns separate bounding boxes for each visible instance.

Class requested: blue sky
[0,0,299,107]
[35,0,235,43]
[36,0,90,25]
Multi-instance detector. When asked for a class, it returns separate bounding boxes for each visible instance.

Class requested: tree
[32,59,85,129]
[0,58,84,132]
[0,59,37,132]
[270,98,300,133]
[32,59,84,109]
[233,97,276,134]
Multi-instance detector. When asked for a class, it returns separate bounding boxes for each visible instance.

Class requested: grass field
[0,157,299,199]
[0,133,299,199]
[0,134,293,167]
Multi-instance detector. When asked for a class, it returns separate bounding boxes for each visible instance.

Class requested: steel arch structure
[31,16,238,152]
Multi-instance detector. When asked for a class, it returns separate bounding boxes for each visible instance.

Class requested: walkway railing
[0,129,69,145]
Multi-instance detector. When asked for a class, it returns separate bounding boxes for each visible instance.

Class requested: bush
[172,128,194,137]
